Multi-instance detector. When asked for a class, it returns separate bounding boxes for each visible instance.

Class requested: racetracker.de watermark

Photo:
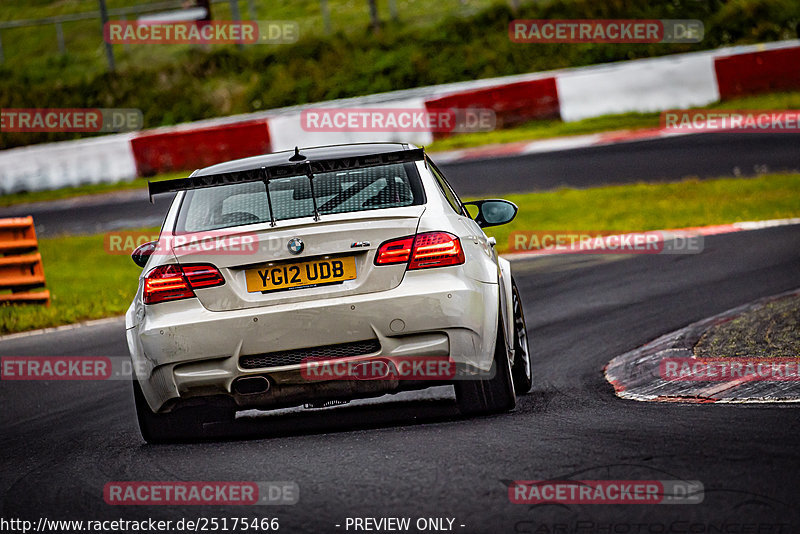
[300,108,496,133]
[661,358,800,382]
[0,108,143,132]
[0,357,162,381]
[662,110,800,132]
[509,19,703,43]
[509,480,704,504]
[1,357,115,381]
[103,230,279,256]
[301,356,496,381]
[104,20,298,44]
[103,481,298,505]
[509,230,704,254]
[0,356,493,382]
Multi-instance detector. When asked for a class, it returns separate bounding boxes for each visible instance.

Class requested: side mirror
[131,241,157,268]
[463,199,518,228]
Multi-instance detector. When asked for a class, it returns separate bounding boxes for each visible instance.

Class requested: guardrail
[0,216,50,305]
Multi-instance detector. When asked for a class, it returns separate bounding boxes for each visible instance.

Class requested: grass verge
[0,172,185,208]
[694,294,799,358]
[5,0,798,149]
[483,172,800,255]
[3,91,799,208]
[427,91,800,152]
[0,232,149,335]
[0,179,147,208]
[1,172,798,335]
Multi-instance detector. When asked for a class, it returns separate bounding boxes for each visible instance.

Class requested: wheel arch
[497,256,515,356]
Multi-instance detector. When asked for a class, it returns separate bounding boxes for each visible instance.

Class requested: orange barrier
[0,216,50,305]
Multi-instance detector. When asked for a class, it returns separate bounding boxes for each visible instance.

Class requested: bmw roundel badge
[287,237,304,255]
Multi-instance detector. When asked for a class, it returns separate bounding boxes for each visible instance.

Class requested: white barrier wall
[557,51,720,122]
[0,133,138,195]
[2,40,797,194]
[267,98,434,152]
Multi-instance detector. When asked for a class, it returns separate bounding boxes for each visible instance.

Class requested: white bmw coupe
[126,143,530,442]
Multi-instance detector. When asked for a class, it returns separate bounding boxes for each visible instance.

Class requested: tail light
[374,236,414,265]
[143,264,225,304]
[181,264,226,289]
[375,232,465,270]
[408,232,465,269]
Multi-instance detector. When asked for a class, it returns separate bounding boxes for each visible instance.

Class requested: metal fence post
[228,0,244,50]
[55,21,66,54]
[98,0,115,71]
[120,15,130,52]
[320,0,331,34]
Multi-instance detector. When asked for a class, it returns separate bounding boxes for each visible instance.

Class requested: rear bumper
[127,270,499,412]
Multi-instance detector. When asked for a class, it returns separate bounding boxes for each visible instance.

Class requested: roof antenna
[289,146,306,162]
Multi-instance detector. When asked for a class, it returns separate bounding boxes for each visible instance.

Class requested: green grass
[694,295,800,358]
[0,231,148,334]
[2,172,798,335]
[3,0,798,149]
[0,172,184,207]
[0,179,146,207]
[4,91,800,207]
[429,112,660,151]
[428,91,800,151]
[0,0,500,75]
[479,172,800,254]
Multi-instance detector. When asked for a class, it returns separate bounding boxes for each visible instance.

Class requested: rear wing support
[261,167,276,227]
[304,161,321,222]
[147,148,425,204]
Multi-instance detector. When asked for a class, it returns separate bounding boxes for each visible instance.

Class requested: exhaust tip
[233,376,270,395]
[351,359,393,380]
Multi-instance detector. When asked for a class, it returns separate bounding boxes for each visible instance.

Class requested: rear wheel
[510,278,532,394]
[132,379,234,443]
[454,312,516,415]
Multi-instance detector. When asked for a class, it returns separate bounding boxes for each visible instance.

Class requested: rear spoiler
[147,147,425,203]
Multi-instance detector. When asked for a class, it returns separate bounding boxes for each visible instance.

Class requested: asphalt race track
[3,132,799,237]
[442,131,800,197]
[1,225,799,532]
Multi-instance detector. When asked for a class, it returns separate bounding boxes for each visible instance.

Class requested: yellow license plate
[245,256,357,292]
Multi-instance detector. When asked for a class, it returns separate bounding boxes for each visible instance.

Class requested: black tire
[132,379,233,443]
[510,278,532,394]
[454,311,516,415]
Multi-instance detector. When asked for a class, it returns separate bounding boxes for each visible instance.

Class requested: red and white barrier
[424,78,560,137]
[714,45,800,99]
[556,50,720,122]
[0,133,138,194]
[1,40,798,194]
[267,98,434,152]
[130,119,271,176]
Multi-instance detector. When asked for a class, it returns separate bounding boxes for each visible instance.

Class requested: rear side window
[176,162,424,232]
[429,163,465,216]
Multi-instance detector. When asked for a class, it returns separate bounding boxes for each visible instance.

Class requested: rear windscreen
[175,162,425,233]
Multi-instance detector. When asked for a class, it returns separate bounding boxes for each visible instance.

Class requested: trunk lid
[171,206,424,311]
